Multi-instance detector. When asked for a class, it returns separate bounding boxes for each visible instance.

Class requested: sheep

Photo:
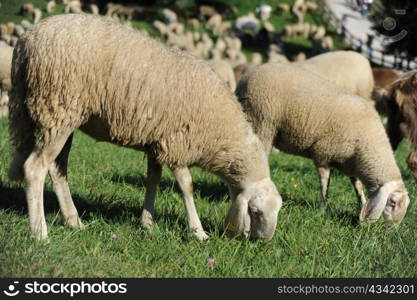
[66,3,83,14]
[314,25,326,39]
[236,63,410,225]
[88,4,99,15]
[32,8,42,24]
[46,1,56,13]
[256,3,273,21]
[251,52,263,65]
[208,59,236,91]
[9,14,283,242]
[320,36,334,51]
[187,18,200,31]
[292,0,307,24]
[20,3,34,16]
[293,51,374,100]
[0,41,13,91]
[235,13,260,36]
[14,25,25,37]
[21,20,33,30]
[277,3,290,14]
[380,71,417,182]
[153,20,167,36]
[293,52,307,62]
[162,8,177,24]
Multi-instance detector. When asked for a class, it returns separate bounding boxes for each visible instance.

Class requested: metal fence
[319,0,417,71]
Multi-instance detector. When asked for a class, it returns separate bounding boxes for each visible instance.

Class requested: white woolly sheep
[0,41,13,90]
[162,8,177,24]
[256,3,273,21]
[88,4,99,15]
[32,8,42,24]
[236,63,410,225]
[293,51,374,100]
[46,1,56,13]
[9,14,283,242]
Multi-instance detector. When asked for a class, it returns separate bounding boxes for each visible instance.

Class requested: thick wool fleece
[9,14,269,186]
[236,63,401,192]
[294,51,374,100]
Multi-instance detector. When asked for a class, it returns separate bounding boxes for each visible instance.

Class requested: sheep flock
[0,1,415,242]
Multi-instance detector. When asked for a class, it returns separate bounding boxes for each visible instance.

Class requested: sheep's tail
[8,40,36,182]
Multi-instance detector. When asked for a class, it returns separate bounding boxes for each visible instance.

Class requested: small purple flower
[207,258,215,265]
[111,233,118,239]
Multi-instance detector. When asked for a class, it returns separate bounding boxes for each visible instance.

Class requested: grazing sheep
[187,18,200,31]
[21,20,33,30]
[20,3,34,16]
[208,59,236,91]
[32,8,42,24]
[293,51,374,100]
[235,13,260,36]
[278,4,290,14]
[88,4,99,15]
[236,63,410,225]
[251,52,263,65]
[162,8,177,24]
[256,3,273,21]
[382,71,417,182]
[293,52,307,62]
[46,1,56,13]
[153,20,167,36]
[14,25,25,37]
[10,14,282,242]
[0,41,13,90]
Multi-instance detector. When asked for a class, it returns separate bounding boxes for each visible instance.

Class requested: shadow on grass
[110,173,228,203]
[0,180,224,237]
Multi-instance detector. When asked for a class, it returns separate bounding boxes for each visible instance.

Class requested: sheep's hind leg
[24,130,73,240]
[350,177,367,208]
[171,167,208,241]
[48,133,84,229]
[316,166,331,210]
[140,155,162,229]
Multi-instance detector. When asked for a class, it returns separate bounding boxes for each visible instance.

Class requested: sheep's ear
[360,185,390,223]
[224,193,250,238]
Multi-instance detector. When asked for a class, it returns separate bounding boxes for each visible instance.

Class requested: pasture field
[0,118,416,278]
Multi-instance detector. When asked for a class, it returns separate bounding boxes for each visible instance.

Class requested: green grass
[0,117,416,278]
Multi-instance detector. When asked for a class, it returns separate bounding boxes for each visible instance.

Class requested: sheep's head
[360,180,410,226]
[225,178,282,240]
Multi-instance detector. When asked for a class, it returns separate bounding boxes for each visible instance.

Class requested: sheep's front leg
[48,134,84,229]
[171,167,208,241]
[350,177,367,208]
[140,156,162,229]
[316,166,331,208]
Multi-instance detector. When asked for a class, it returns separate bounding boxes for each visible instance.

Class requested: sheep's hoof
[140,210,154,230]
[66,217,85,230]
[191,228,209,242]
